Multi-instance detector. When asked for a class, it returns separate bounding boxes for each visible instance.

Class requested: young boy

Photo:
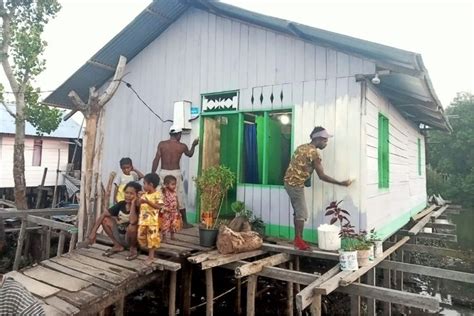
[138,173,163,265]
[114,157,144,204]
[161,175,182,241]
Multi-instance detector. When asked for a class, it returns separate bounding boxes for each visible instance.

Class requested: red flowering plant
[324,200,350,227]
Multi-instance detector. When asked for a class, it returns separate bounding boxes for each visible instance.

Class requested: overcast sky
[2,0,473,108]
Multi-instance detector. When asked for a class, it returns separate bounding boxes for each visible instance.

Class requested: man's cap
[170,126,182,134]
[310,128,333,139]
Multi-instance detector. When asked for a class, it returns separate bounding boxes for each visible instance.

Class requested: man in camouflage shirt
[284,126,352,250]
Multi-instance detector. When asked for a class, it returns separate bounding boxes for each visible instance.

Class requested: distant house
[44,1,450,241]
[0,104,82,195]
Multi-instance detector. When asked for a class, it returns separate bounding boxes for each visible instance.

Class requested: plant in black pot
[230,201,266,236]
[195,165,236,247]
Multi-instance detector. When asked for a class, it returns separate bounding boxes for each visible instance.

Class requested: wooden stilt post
[13,219,27,270]
[287,261,294,316]
[22,230,30,259]
[206,268,214,316]
[115,295,125,316]
[294,256,301,293]
[44,227,51,259]
[35,167,48,208]
[310,295,322,316]
[246,275,258,316]
[57,231,66,256]
[382,265,391,316]
[367,268,376,316]
[235,278,242,315]
[182,262,193,316]
[169,271,177,316]
[350,285,360,315]
[69,232,77,252]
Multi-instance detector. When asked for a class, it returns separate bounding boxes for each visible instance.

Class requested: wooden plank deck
[3,226,209,315]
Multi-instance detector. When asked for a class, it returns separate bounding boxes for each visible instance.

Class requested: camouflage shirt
[284,143,320,187]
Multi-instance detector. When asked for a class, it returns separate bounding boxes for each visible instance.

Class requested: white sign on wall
[202,91,239,112]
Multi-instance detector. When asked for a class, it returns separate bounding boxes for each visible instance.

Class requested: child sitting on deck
[160,175,183,241]
[138,173,163,265]
[114,157,144,204]
[80,181,141,260]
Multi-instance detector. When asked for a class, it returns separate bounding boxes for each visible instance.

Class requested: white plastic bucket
[374,240,383,258]
[339,250,358,271]
[317,225,341,251]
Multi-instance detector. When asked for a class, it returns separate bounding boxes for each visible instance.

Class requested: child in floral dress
[161,175,183,241]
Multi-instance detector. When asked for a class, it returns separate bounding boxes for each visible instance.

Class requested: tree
[0,0,62,210]
[427,92,474,206]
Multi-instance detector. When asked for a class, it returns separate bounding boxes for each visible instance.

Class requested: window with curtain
[241,110,292,185]
[32,139,43,166]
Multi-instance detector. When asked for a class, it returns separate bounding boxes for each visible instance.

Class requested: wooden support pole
[169,271,177,316]
[235,278,242,315]
[235,253,289,278]
[294,256,301,293]
[350,293,360,316]
[287,261,294,316]
[69,232,77,252]
[366,268,376,316]
[206,269,214,316]
[45,227,51,259]
[23,230,30,258]
[182,262,193,316]
[115,295,125,316]
[13,219,27,270]
[52,149,61,208]
[246,275,258,316]
[57,231,66,256]
[382,264,391,316]
[35,167,48,209]
[201,250,266,270]
[309,295,321,316]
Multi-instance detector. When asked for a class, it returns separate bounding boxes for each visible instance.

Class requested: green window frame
[378,113,389,188]
[417,138,422,176]
[239,109,293,186]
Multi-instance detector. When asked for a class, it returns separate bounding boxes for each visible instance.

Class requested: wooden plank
[408,212,435,235]
[430,205,449,219]
[41,260,116,290]
[75,247,148,272]
[310,294,321,316]
[235,253,290,278]
[44,296,81,315]
[201,250,266,270]
[378,260,474,283]
[415,232,457,242]
[261,242,339,261]
[27,215,75,231]
[5,271,60,298]
[313,270,353,295]
[50,255,128,283]
[339,237,410,287]
[411,205,437,221]
[40,301,66,316]
[366,268,376,316]
[5,226,41,233]
[386,242,474,261]
[188,250,220,264]
[56,285,106,308]
[0,207,78,218]
[425,222,456,230]
[23,265,91,292]
[296,264,340,312]
[338,283,439,312]
[64,253,136,278]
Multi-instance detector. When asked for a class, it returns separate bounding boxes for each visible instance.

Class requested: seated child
[81,181,141,260]
[160,175,183,241]
[114,157,144,203]
[138,173,163,265]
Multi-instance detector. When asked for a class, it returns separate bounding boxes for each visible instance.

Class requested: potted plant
[338,223,359,271]
[195,165,236,247]
[230,201,266,236]
[354,230,372,267]
[319,200,349,251]
[367,228,383,259]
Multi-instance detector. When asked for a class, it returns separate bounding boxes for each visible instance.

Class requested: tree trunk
[13,98,28,210]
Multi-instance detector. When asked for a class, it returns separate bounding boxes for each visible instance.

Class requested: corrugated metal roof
[0,104,83,138]
[44,0,450,131]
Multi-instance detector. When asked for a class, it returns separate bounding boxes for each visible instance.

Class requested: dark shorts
[284,183,308,221]
[111,219,130,248]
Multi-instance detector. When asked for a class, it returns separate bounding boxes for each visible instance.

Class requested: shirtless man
[152,126,199,228]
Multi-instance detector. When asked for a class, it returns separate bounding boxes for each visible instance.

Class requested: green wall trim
[237,184,285,189]
[376,201,427,240]
[264,223,317,242]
